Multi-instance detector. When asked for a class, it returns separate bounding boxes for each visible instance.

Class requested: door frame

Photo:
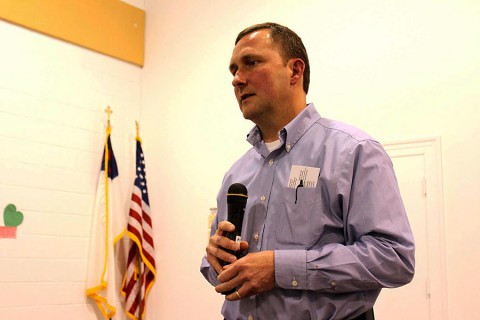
[383,137,448,320]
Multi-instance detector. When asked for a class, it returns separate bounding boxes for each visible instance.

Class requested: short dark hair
[235,22,310,94]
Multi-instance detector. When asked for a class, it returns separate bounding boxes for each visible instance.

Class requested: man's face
[229,29,291,123]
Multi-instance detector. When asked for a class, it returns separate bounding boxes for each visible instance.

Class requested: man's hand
[206,221,247,274]
[215,250,275,301]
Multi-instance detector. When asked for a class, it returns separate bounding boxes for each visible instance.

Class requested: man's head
[229,23,309,140]
[235,23,310,94]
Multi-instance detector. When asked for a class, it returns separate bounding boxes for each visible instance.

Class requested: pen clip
[295,179,304,204]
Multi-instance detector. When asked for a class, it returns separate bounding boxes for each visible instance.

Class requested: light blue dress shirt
[201,103,415,320]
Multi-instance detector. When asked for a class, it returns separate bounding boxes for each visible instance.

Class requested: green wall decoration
[0,203,23,239]
[3,204,24,227]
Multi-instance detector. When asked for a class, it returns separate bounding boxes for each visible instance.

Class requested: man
[201,22,414,320]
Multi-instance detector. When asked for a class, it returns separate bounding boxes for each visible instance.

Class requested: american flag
[122,137,156,320]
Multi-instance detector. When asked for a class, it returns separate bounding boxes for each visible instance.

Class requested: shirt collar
[246,103,321,157]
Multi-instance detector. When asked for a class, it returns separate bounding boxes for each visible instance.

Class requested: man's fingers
[206,255,223,274]
[225,286,247,301]
[215,270,242,294]
[216,251,275,299]
[239,240,249,252]
[206,242,237,264]
[212,221,240,251]
[216,220,235,234]
[225,290,241,301]
[205,221,246,277]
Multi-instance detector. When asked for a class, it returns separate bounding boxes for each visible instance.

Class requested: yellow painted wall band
[0,0,145,66]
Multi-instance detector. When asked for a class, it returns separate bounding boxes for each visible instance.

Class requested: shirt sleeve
[200,255,221,286]
[275,140,415,293]
[200,210,222,287]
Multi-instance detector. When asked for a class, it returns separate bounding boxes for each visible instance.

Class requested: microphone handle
[221,226,244,295]
[221,184,247,296]
[220,230,242,266]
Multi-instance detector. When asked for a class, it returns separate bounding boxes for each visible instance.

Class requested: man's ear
[289,58,305,86]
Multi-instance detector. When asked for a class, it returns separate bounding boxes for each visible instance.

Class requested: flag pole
[135,120,142,143]
[105,106,112,130]
[104,106,112,318]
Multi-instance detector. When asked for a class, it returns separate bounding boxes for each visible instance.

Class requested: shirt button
[292,278,298,287]
[254,233,259,241]
[261,195,266,202]
[268,159,274,166]
[248,316,254,320]
[330,280,336,287]
[286,144,291,151]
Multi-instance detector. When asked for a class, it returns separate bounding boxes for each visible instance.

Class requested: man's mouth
[240,93,255,102]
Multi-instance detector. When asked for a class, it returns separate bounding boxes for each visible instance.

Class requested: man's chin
[239,105,253,120]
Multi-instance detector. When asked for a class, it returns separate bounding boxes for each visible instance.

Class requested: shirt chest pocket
[274,187,325,249]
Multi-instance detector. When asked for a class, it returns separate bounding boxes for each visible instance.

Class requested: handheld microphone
[224,183,248,246]
[221,183,248,295]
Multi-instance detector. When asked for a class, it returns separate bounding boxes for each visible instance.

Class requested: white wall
[141,1,479,320]
[0,19,142,318]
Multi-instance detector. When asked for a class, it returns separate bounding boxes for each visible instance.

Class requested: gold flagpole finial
[135,120,142,142]
[105,106,113,129]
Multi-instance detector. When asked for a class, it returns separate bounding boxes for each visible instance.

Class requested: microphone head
[227,183,248,205]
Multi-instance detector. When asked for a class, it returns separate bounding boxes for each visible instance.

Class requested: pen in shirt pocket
[295,179,304,204]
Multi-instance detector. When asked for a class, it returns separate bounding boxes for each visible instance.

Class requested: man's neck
[259,101,307,142]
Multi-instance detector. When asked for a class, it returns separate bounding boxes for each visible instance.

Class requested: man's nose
[232,71,246,87]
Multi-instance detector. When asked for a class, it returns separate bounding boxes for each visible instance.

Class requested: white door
[374,138,448,320]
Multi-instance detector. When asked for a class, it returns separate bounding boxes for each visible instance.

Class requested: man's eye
[247,60,258,67]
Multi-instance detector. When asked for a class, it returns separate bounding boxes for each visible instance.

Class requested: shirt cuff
[200,256,221,286]
[274,249,307,290]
